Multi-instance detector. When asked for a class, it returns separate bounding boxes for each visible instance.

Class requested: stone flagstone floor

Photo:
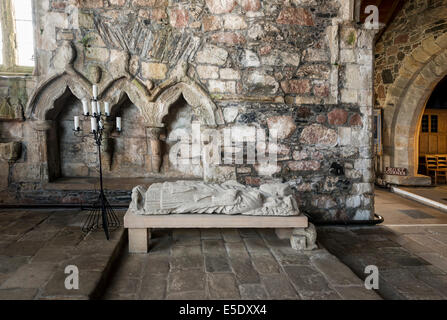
[318,189,447,300]
[0,209,125,299]
[319,225,447,300]
[3,188,447,300]
[102,228,381,300]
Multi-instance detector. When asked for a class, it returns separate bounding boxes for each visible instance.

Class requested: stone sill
[0,72,34,78]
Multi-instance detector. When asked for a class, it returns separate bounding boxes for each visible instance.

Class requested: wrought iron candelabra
[73,88,121,240]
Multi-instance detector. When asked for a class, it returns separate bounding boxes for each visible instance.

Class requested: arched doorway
[382,43,447,185]
[417,76,447,181]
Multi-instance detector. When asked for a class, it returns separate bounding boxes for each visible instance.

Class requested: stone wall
[0,0,376,221]
[374,0,447,183]
[0,76,35,201]
[375,0,447,109]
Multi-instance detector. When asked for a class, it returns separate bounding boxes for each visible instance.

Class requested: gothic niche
[106,94,147,177]
[46,89,206,181]
[45,88,80,181]
[161,95,203,178]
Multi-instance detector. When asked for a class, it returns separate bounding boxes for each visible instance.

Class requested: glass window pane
[422,115,429,133]
[0,23,3,65]
[431,115,438,133]
[15,20,34,66]
[12,0,34,67]
[12,0,33,21]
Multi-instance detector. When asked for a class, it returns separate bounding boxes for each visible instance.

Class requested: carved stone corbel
[146,127,163,173]
[0,142,22,163]
[290,223,318,251]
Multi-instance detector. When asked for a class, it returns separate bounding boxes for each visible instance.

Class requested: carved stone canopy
[26,41,224,128]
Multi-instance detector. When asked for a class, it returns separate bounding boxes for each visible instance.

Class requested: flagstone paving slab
[0,209,125,300]
[102,228,382,300]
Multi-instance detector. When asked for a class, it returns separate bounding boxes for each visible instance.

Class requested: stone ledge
[383,174,432,186]
[38,227,126,300]
[124,211,308,229]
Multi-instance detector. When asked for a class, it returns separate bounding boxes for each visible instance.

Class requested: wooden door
[419,110,447,156]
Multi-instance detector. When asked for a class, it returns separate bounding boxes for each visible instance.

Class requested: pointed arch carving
[151,81,225,128]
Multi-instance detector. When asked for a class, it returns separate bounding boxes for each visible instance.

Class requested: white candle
[104,102,110,116]
[82,99,89,115]
[116,117,122,131]
[96,101,101,115]
[92,84,98,99]
[91,101,97,115]
[91,117,97,132]
[99,120,104,129]
[74,116,80,131]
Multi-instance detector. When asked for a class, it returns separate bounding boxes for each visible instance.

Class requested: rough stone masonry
[0,0,375,222]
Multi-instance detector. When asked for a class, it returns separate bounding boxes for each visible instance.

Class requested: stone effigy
[129,180,300,216]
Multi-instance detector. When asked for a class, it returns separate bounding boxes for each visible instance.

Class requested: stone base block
[290,223,318,251]
[128,228,151,253]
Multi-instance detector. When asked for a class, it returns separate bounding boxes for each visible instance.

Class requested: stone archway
[151,81,225,128]
[138,80,225,174]
[383,33,447,184]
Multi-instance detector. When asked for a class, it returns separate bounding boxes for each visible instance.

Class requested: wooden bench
[124,210,317,253]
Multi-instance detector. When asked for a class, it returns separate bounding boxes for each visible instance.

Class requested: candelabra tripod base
[81,191,120,240]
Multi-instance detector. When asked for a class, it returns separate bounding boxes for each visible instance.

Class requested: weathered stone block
[288,161,320,171]
[76,0,103,8]
[328,109,348,125]
[261,50,301,67]
[169,8,189,28]
[211,32,246,46]
[0,142,21,163]
[313,83,330,97]
[238,0,261,12]
[267,116,296,139]
[245,71,279,95]
[223,14,247,30]
[349,114,362,126]
[239,50,260,68]
[297,64,330,79]
[196,65,219,79]
[208,80,236,94]
[205,0,237,14]
[254,163,281,176]
[0,98,22,120]
[277,8,314,26]
[281,80,311,94]
[133,0,167,6]
[220,68,240,80]
[196,45,228,65]
[85,47,109,63]
[300,124,338,147]
[141,62,167,80]
[203,15,222,31]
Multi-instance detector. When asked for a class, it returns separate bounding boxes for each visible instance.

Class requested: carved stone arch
[382,33,447,184]
[153,81,225,128]
[25,71,92,182]
[100,77,152,119]
[26,72,91,120]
